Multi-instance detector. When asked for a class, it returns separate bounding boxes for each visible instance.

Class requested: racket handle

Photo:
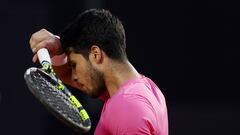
[37,48,51,65]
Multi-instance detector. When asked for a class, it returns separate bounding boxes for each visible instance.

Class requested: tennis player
[29,9,168,135]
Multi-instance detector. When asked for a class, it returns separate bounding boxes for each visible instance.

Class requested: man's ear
[89,45,103,64]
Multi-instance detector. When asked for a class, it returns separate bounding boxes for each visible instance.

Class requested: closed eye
[68,61,76,69]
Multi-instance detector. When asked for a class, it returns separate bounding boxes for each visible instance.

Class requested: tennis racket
[24,48,91,132]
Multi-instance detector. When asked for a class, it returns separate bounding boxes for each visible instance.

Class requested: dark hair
[60,9,127,62]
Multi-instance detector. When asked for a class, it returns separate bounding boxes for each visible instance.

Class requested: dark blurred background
[0,0,239,135]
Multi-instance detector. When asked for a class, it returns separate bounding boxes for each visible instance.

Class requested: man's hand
[29,29,63,63]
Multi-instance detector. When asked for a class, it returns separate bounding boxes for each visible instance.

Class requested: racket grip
[37,48,51,65]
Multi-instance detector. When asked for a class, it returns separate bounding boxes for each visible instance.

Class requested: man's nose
[72,70,78,82]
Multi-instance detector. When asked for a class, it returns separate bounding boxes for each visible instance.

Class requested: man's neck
[104,60,140,97]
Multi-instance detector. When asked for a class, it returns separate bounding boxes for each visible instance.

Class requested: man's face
[68,52,106,98]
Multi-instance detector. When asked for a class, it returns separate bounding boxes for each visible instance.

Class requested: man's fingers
[32,37,58,54]
[29,29,53,49]
[32,54,38,63]
[29,29,62,62]
[32,48,37,53]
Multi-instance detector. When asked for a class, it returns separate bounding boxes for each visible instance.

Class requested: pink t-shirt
[95,75,168,135]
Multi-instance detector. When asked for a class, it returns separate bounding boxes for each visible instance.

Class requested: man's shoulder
[120,76,153,94]
[108,83,154,112]
[106,76,162,112]
[103,84,160,135]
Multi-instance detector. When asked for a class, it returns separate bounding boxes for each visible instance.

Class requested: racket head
[24,67,91,133]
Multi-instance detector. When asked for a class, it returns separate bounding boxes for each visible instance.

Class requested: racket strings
[28,70,83,125]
